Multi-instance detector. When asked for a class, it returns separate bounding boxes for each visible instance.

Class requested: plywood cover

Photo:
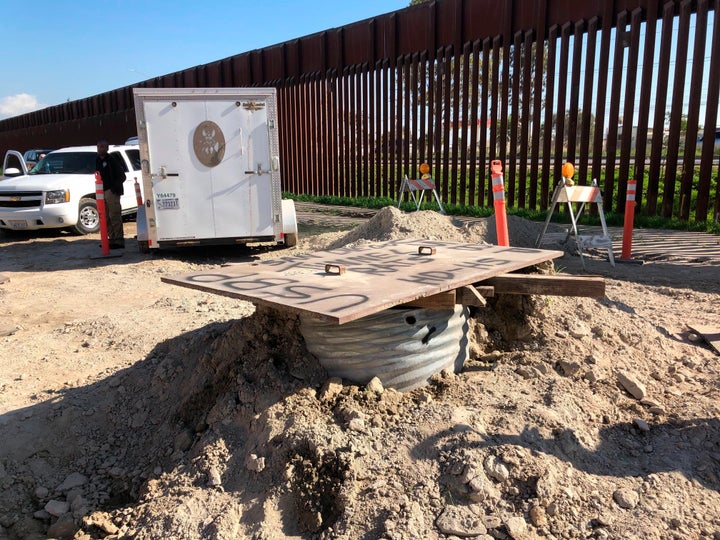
[162,239,563,324]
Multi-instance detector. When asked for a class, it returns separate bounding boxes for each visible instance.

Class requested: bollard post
[621,180,637,260]
[134,177,143,206]
[95,172,110,256]
[490,160,510,246]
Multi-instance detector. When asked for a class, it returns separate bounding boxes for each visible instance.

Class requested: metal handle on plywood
[324,264,346,275]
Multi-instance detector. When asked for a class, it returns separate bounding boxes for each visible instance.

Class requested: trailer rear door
[136,89,278,243]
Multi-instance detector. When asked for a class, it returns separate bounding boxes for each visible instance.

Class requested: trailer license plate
[9,220,28,230]
[157,198,179,210]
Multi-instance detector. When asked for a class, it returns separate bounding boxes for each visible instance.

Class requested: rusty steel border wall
[1,0,718,221]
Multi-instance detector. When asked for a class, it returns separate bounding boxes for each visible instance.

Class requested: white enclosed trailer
[132,87,297,252]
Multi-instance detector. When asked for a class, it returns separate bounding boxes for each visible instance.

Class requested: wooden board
[162,238,563,325]
[480,274,606,298]
[687,324,720,354]
[0,324,16,337]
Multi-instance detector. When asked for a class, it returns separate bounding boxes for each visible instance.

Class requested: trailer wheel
[138,240,150,254]
[284,232,298,248]
[280,200,298,248]
[72,198,100,235]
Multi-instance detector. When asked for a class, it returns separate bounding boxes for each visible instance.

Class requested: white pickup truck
[0,145,142,235]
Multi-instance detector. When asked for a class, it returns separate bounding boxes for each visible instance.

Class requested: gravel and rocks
[0,207,719,539]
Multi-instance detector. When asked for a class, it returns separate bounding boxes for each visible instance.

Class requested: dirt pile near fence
[0,207,719,539]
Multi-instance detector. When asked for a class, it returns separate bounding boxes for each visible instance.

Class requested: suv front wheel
[73,198,100,235]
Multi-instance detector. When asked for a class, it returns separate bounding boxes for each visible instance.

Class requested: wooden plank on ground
[686,324,720,354]
[478,274,605,297]
[0,324,17,337]
[163,238,563,324]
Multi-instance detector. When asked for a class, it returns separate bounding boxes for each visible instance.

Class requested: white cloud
[0,93,48,119]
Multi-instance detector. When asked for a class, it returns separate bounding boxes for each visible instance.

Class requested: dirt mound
[0,209,719,539]
[324,206,549,250]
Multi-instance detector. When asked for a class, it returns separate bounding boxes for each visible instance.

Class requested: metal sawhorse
[397,174,445,214]
[536,179,615,269]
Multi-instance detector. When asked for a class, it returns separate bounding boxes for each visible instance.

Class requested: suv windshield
[29,152,97,175]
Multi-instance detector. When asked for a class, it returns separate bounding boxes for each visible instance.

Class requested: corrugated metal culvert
[300,305,470,392]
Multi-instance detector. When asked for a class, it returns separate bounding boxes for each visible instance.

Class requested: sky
[0,0,409,120]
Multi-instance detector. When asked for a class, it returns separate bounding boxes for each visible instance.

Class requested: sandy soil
[0,208,719,540]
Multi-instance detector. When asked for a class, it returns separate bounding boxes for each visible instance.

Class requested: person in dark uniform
[95,139,125,248]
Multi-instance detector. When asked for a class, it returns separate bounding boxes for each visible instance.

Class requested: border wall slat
[344,69,352,197]
[489,36,501,206]
[381,60,390,198]
[418,53,428,171]
[372,62,382,198]
[679,0,709,219]
[591,2,615,188]
[321,72,330,195]
[509,32,522,207]
[468,40,481,206]
[389,58,398,199]
[617,9,643,213]
[431,51,440,197]
[441,47,453,204]
[633,3,658,213]
[478,38,491,206]
[661,0,692,218]
[450,45,462,206]
[566,20,584,167]
[299,76,309,194]
[350,66,358,197]
[357,64,363,197]
[311,74,321,195]
[499,0,513,171]
[603,11,629,212]
[330,69,340,196]
[540,25,558,209]
[578,17,598,187]
[698,4,720,221]
[459,42,472,206]
[529,0,548,210]
[403,56,412,180]
[518,30,534,208]
[554,23,571,183]
[646,2,676,216]
[409,55,419,181]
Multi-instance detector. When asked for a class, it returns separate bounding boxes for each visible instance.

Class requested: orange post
[621,180,637,260]
[95,172,110,256]
[490,160,509,246]
[134,177,143,206]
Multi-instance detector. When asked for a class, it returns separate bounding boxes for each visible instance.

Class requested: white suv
[0,145,142,235]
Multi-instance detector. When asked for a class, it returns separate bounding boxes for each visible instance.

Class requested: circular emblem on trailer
[192,120,226,167]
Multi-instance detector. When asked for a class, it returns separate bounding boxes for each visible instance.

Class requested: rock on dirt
[0,207,719,539]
